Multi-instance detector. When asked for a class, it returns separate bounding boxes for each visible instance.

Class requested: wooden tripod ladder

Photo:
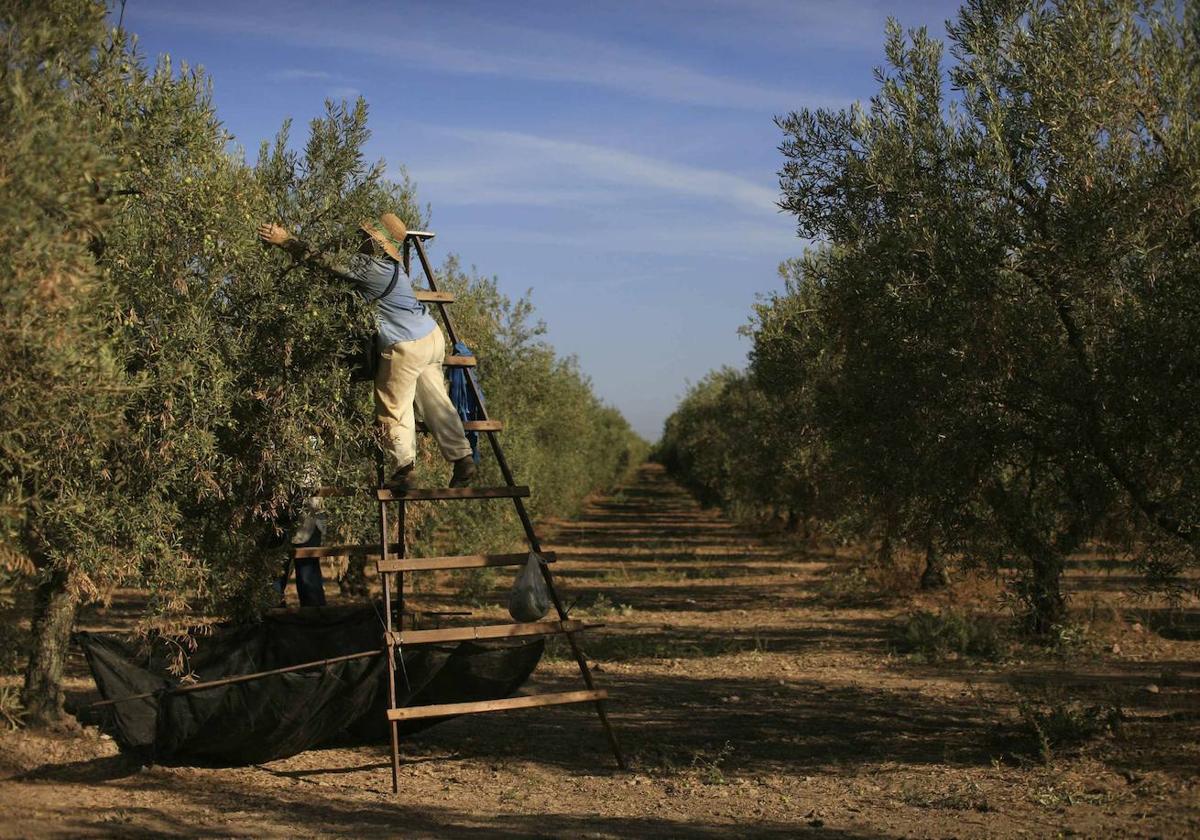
[305,230,625,793]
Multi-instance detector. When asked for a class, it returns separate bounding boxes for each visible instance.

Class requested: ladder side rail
[379,496,402,793]
[411,237,463,348]
[488,431,543,550]
[379,501,392,635]
[463,365,492,416]
[385,642,401,793]
[409,234,625,770]
[397,500,407,621]
[535,547,626,768]
[410,239,500,432]
[411,238,542,548]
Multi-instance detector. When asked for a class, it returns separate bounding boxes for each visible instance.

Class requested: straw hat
[359,212,408,261]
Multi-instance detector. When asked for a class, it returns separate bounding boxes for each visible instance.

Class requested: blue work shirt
[343,254,436,350]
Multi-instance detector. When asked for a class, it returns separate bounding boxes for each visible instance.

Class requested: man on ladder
[257,213,476,489]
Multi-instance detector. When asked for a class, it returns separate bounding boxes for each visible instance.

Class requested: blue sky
[121,0,963,439]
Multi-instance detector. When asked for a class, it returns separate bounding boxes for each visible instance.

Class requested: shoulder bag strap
[367,260,401,303]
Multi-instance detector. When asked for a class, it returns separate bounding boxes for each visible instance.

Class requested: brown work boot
[389,462,419,490]
[449,455,477,488]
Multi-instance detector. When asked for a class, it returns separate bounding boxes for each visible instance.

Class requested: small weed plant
[817,555,922,608]
[690,741,735,785]
[900,780,990,812]
[816,564,878,606]
[582,593,634,617]
[1015,687,1124,765]
[900,609,1007,662]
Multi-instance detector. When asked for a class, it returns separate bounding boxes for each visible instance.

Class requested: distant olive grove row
[0,1,644,725]
[657,0,1200,634]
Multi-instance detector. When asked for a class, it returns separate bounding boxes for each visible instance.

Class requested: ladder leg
[379,495,403,793]
[407,235,625,769]
[397,500,407,624]
[386,640,401,793]
[539,560,627,770]
[483,428,543,549]
[482,425,626,767]
[484,423,626,766]
[379,502,392,630]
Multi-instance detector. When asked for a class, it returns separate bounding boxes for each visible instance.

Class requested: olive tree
[5,1,648,724]
[769,0,1199,631]
[0,0,162,725]
[2,2,416,719]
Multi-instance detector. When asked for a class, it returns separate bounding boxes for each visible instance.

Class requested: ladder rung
[444,355,476,367]
[414,290,454,303]
[387,689,607,722]
[405,230,435,240]
[376,485,529,502]
[386,619,592,647]
[377,551,556,574]
[292,542,402,560]
[417,419,502,433]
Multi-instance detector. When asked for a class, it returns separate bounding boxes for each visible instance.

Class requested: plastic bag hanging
[508,551,551,622]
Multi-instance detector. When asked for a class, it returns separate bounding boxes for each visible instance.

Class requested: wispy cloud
[447,218,796,259]
[267,66,361,101]
[135,3,843,112]
[412,128,780,216]
[399,127,794,259]
[415,184,619,209]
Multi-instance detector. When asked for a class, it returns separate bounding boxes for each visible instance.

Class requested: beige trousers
[374,327,472,471]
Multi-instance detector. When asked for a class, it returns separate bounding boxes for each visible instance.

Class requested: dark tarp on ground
[78,606,544,765]
[348,637,546,741]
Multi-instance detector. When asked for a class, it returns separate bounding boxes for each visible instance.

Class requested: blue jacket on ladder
[449,341,483,463]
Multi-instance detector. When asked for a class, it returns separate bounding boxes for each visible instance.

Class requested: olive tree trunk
[22,567,80,728]
[985,483,1069,636]
[1024,545,1067,636]
[920,541,950,590]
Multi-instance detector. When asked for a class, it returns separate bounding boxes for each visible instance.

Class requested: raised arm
[256,223,355,282]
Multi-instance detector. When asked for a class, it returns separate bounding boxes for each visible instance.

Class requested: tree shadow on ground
[23,781,863,839]
[15,753,143,784]
[546,616,897,662]
[401,655,1198,780]
[1134,607,1200,641]
[559,581,838,614]
[363,669,1008,780]
[563,564,790,582]
[52,462,1197,832]
[888,654,1200,776]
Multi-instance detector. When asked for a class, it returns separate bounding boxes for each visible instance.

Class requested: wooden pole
[410,234,626,770]
[380,501,392,635]
[410,238,543,550]
[538,556,626,769]
[387,689,606,722]
[385,640,401,793]
[379,491,401,794]
[88,648,382,707]
[397,500,407,624]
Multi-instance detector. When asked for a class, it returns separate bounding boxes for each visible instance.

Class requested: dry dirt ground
[1,463,1197,838]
